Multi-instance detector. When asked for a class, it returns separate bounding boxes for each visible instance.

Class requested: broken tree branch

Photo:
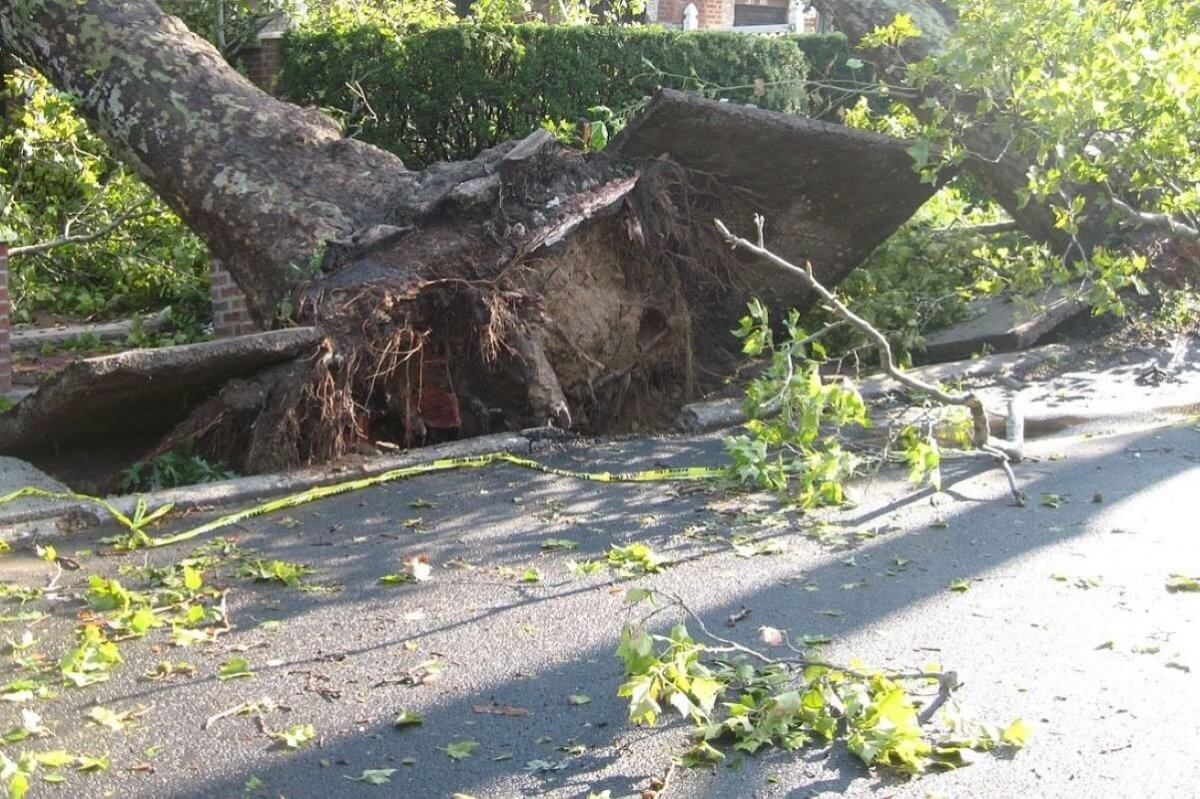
[9,197,155,258]
[1106,189,1200,243]
[715,215,991,447]
[715,215,1025,502]
[659,591,953,687]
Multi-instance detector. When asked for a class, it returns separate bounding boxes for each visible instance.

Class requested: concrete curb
[1,432,531,540]
[11,308,172,352]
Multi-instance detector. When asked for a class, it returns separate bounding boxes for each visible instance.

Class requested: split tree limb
[1106,190,1200,243]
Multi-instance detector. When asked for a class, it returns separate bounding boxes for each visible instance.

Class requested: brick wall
[205,33,277,338]
[0,243,10,390]
[210,259,259,338]
[240,35,284,94]
[697,0,733,28]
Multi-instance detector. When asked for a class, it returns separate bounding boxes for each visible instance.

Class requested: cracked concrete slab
[921,283,1088,362]
[0,456,73,525]
[0,328,321,457]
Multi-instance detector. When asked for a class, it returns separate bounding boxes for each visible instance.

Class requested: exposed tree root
[162,154,746,473]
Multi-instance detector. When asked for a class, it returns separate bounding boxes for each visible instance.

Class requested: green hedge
[280,24,855,167]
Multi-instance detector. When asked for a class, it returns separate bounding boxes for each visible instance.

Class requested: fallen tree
[811,0,1200,260]
[0,1,942,473]
[807,0,1097,250]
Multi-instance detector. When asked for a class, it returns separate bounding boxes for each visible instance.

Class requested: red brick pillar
[210,258,259,338]
[240,34,284,95]
[698,0,733,27]
[0,243,11,390]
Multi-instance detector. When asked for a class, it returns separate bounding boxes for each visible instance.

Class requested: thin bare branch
[930,220,1019,236]
[10,197,155,258]
[658,591,951,686]
[1106,191,1200,243]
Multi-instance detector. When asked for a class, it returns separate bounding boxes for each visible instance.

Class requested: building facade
[648,0,825,32]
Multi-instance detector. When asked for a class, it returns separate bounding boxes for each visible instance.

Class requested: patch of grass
[118,441,236,493]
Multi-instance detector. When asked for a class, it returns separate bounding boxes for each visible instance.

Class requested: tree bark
[0,0,413,323]
[1,0,939,473]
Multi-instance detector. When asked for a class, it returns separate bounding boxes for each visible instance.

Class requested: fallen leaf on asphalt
[759,626,784,646]
[541,538,579,551]
[726,607,752,628]
[442,740,478,760]
[1040,493,1065,508]
[393,709,424,726]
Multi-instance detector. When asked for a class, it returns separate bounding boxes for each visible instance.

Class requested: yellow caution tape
[0,452,725,550]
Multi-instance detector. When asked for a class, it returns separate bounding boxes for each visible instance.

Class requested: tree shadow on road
[35,423,1198,799]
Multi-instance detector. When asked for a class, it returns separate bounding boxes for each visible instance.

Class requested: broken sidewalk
[0,328,320,459]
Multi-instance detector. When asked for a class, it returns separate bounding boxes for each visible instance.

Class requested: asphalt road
[2,418,1199,798]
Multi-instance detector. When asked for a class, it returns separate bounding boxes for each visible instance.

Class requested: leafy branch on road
[616,589,1030,773]
[717,215,1026,505]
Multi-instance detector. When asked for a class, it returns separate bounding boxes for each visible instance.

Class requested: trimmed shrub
[280,23,855,167]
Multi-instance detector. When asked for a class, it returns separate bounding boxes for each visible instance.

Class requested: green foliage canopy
[908,1,1200,245]
[0,68,207,321]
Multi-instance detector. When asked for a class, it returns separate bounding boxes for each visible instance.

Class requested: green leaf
[905,139,932,171]
[1001,718,1032,747]
[442,740,478,760]
[218,657,254,681]
[949,578,971,592]
[1166,574,1200,592]
[681,740,726,767]
[541,538,579,551]
[608,543,665,574]
[74,754,110,772]
[623,587,655,605]
[567,559,605,575]
[32,751,75,768]
[275,723,316,749]
[568,693,591,706]
[85,705,133,731]
[6,771,27,799]
[1040,493,1065,508]
[182,565,203,592]
[393,709,424,727]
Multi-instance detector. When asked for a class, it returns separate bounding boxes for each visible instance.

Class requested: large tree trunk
[1,0,414,323]
[811,0,1105,250]
[1,0,938,473]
